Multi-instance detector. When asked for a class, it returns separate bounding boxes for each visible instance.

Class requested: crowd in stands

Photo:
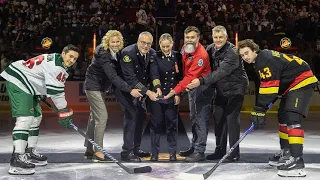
[1,0,320,81]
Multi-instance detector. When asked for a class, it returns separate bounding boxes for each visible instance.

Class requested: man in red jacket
[164,26,214,162]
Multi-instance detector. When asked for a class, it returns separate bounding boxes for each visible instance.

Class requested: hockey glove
[251,106,267,129]
[58,108,73,129]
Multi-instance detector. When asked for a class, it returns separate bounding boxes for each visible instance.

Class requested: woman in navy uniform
[149,33,183,161]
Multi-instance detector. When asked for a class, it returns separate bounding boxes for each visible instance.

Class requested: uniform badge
[198,59,203,67]
[123,55,132,63]
[180,49,184,55]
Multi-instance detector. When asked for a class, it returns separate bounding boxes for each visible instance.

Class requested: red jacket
[173,43,211,94]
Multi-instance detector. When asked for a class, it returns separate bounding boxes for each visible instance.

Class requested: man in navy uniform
[149,33,183,161]
[118,31,159,162]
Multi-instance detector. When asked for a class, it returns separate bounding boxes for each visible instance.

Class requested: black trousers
[114,89,147,156]
[213,94,244,157]
[149,101,178,155]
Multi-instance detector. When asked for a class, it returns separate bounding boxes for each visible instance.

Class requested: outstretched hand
[187,78,200,90]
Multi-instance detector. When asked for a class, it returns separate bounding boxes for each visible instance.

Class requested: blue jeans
[188,84,215,153]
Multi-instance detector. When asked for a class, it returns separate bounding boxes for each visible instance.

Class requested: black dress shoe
[227,155,240,162]
[121,152,142,162]
[150,154,158,161]
[206,150,225,160]
[185,152,206,162]
[134,149,151,157]
[179,147,194,157]
[169,153,177,161]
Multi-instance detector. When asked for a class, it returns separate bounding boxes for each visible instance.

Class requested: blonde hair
[159,33,173,44]
[101,30,124,50]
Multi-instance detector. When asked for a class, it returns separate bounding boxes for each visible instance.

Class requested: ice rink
[0,111,319,180]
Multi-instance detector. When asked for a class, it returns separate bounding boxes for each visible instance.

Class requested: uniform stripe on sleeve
[260,80,280,87]
[10,65,36,95]
[46,84,64,90]
[47,88,64,95]
[259,87,279,94]
[5,66,33,94]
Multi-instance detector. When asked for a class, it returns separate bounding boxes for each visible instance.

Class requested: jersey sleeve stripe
[289,76,318,92]
[287,70,318,92]
[10,65,36,95]
[259,87,279,94]
[47,88,64,95]
[46,84,64,90]
[5,66,32,94]
[260,80,280,87]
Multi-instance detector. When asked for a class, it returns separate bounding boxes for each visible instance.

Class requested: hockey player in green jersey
[0,44,80,175]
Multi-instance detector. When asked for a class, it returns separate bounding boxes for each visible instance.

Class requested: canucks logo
[280,37,291,49]
[41,37,53,49]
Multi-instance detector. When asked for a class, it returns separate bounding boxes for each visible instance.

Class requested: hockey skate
[269,148,290,167]
[8,153,35,175]
[26,147,48,166]
[277,156,306,177]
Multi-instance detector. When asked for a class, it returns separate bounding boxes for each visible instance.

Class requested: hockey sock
[28,116,42,148]
[279,124,289,149]
[28,126,39,148]
[13,116,33,154]
[288,127,304,157]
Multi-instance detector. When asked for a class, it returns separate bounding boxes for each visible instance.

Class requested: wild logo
[280,37,291,49]
[41,37,53,49]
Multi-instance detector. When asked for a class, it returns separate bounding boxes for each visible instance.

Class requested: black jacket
[85,44,132,93]
[254,50,318,109]
[201,42,249,96]
[150,50,183,103]
[120,43,156,95]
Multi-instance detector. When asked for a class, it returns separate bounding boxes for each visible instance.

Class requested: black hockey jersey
[254,50,318,109]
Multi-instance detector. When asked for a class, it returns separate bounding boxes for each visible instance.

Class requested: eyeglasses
[139,40,152,47]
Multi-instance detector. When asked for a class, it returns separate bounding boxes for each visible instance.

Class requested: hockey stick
[41,99,152,174]
[178,96,281,180]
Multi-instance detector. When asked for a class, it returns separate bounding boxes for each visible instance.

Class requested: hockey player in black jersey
[238,39,318,177]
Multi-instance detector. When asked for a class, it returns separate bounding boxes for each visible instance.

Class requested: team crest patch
[198,59,203,66]
[123,55,132,63]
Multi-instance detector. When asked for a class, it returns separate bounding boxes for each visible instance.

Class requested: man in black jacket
[187,25,249,161]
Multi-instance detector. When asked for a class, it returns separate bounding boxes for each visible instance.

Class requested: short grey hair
[138,31,153,42]
[212,25,228,37]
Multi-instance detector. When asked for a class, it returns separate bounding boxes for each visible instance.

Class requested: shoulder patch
[198,59,203,67]
[180,49,184,55]
[123,55,132,63]
[47,54,54,62]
